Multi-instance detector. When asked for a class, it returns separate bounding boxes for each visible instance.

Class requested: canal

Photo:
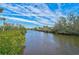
[23,30,79,55]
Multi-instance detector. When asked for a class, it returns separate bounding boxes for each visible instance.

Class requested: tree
[0,8,6,31]
[0,8,3,13]
[53,12,79,34]
[53,16,67,33]
[0,18,6,31]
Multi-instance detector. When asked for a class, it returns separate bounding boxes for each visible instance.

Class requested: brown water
[23,30,79,55]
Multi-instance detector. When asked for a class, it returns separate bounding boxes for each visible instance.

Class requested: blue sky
[0,3,79,28]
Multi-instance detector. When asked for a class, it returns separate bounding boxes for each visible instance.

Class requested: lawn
[0,30,26,55]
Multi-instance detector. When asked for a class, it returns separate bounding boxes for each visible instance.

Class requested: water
[23,30,79,55]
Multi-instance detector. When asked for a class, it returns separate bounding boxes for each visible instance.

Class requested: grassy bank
[0,30,26,55]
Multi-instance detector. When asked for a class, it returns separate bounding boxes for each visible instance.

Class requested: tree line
[33,13,79,35]
[53,13,79,34]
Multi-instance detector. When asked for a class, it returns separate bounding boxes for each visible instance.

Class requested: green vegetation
[0,8,27,55]
[0,24,26,55]
[0,29,26,55]
[33,26,52,33]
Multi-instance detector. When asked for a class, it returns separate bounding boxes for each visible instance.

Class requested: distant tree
[0,8,6,31]
[0,8,3,13]
[0,18,6,31]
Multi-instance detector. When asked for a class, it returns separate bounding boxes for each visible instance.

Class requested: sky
[0,3,79,28]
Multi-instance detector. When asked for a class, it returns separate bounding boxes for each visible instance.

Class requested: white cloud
[0,15,44,26]
[0,3,69,27]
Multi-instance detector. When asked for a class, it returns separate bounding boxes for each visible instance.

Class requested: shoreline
[31,29,79,36]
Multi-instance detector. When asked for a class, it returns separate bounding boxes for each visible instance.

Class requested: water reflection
[23,30,79,55]
[55,35,79,54]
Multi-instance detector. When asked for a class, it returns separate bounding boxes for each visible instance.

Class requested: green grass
[0,30,26,55]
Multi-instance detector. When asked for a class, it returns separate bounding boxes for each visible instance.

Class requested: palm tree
[0,8,6,31]
[0,18,6,31]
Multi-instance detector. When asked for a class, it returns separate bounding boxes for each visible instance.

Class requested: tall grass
[0,30,26,55]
